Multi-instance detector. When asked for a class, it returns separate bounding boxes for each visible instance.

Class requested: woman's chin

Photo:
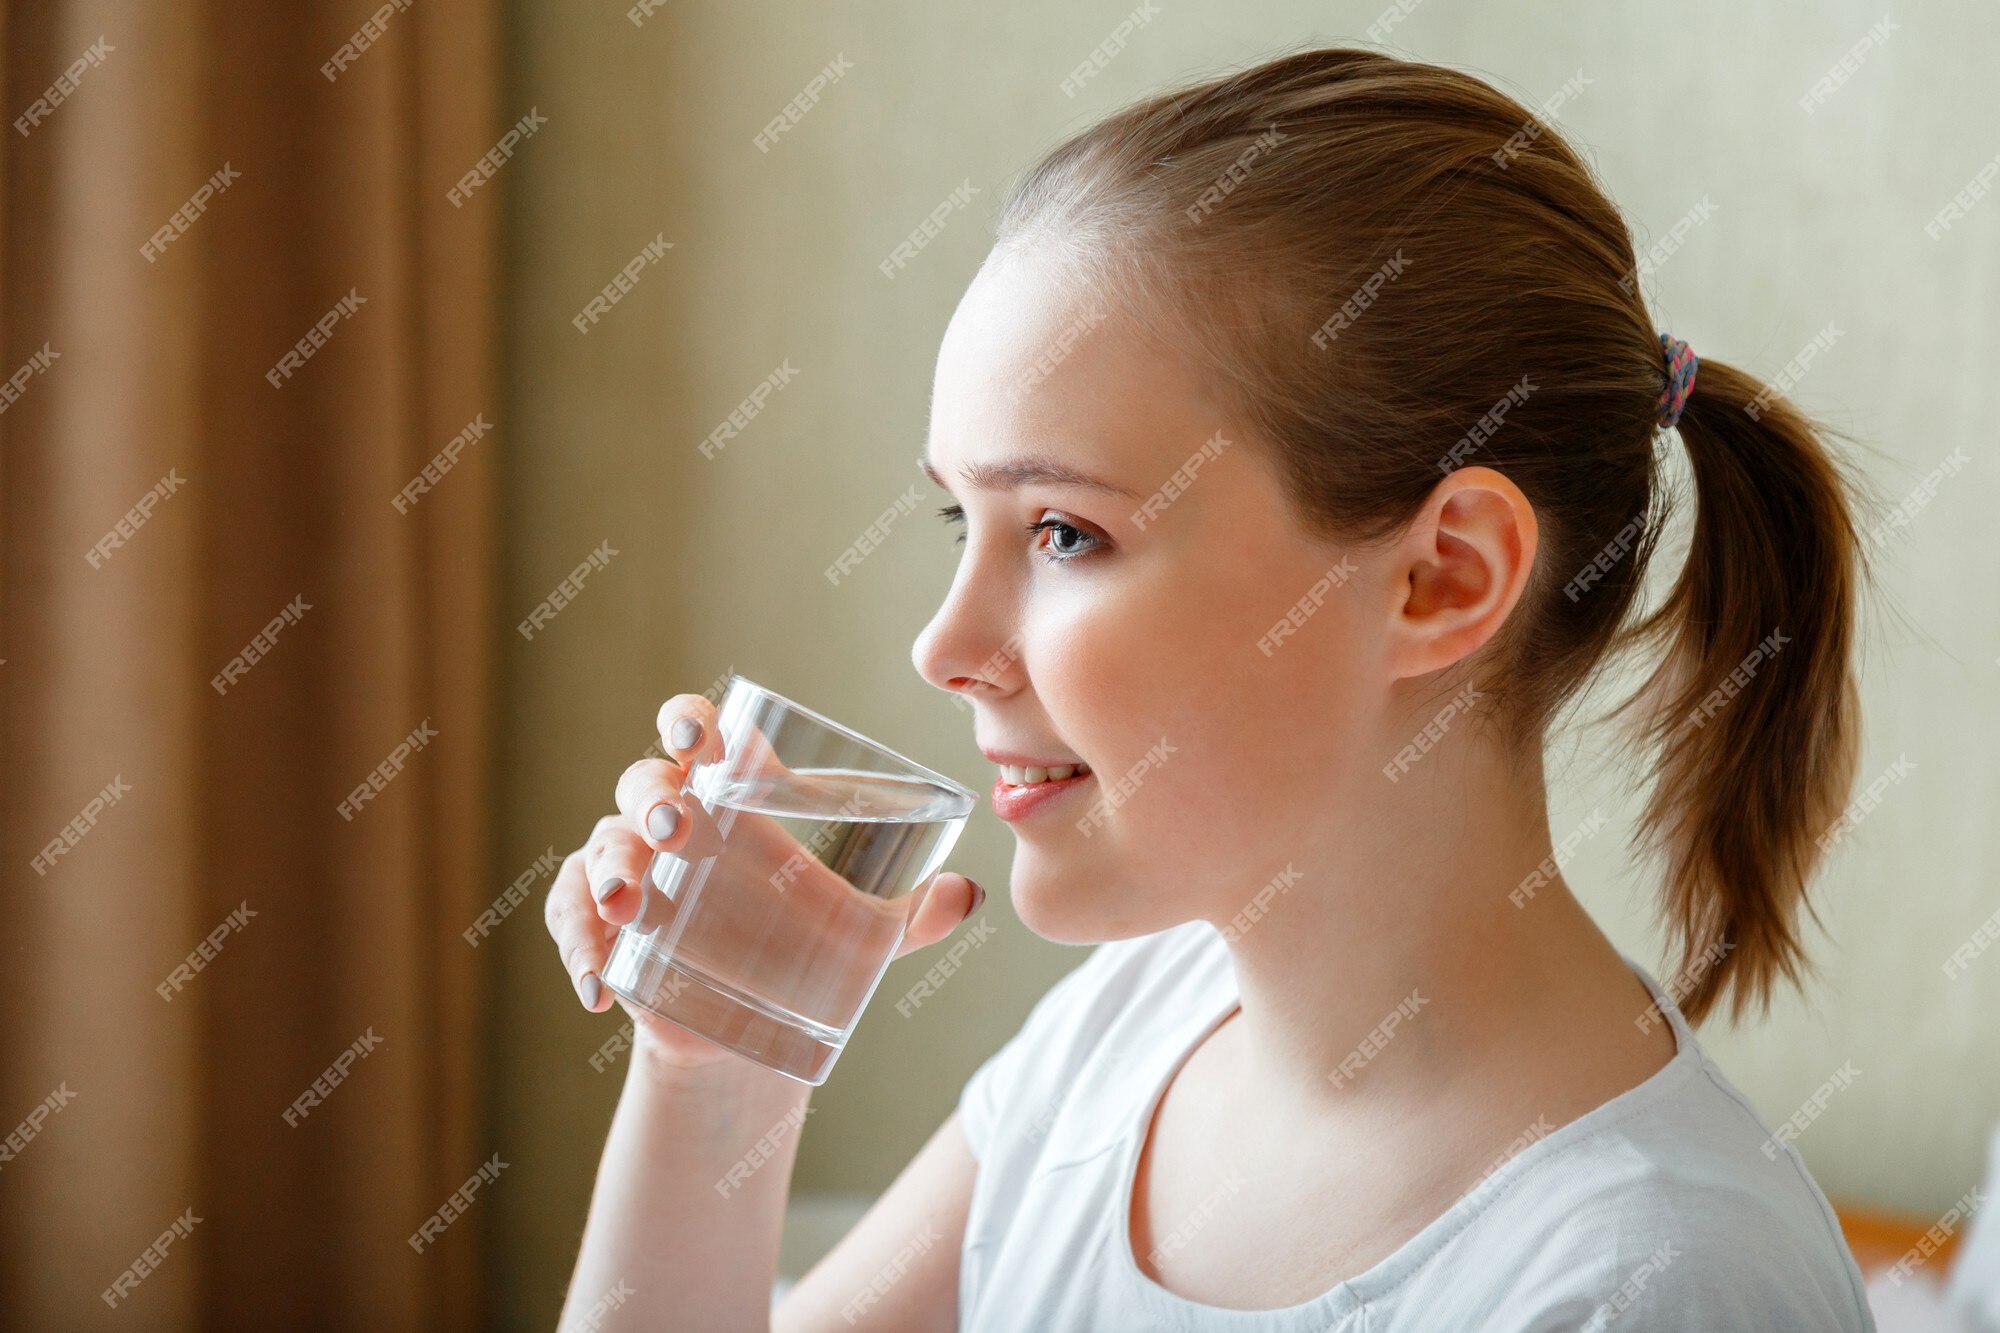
[1007,863,1164,945]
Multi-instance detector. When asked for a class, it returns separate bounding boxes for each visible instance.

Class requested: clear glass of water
[600,675,977,1084]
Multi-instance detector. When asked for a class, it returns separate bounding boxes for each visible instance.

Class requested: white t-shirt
[955,919,1874,1332]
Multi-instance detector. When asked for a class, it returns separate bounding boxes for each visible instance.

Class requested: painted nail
[647,802,680,842]
[670,716,703,751]
[576,971,602,1010]
[592,875,626,904]
[970,881,986,915]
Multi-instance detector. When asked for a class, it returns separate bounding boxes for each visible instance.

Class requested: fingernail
[970,881,986,915]
[576,972,602,1010]
[671,716,703,751]
[647,802,681,843]
[592,875,626,904]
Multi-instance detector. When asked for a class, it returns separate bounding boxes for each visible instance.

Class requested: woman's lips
[990,771,1095,823]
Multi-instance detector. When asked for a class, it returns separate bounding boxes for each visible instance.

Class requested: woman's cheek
[1037,583,1244,855]
[1027,579,1163,758]
[1106,566,1358,894]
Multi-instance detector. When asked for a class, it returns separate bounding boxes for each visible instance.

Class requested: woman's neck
[1211,735,1673,1123]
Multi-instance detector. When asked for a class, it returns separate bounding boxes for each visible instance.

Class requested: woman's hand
[544,691,987,1075]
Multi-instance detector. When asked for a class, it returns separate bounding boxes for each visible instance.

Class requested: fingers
[615,759,694,860]
[617,692,726,866]
[660,689,794,791]
[545,851,618,1012]
[582,813,655,926]
[655,693,725,771]
[891,872,986,961]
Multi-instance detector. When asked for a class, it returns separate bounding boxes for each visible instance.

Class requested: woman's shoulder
[1356,1037,1875,1330]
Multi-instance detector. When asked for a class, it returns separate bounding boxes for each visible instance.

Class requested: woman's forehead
[930,252,1219,490]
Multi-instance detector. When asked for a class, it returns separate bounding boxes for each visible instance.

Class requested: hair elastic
[1656,333,1698,429]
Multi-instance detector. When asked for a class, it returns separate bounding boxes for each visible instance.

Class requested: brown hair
[995,47,1864,1024]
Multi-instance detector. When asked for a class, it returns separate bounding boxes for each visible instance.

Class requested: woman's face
[913,246,1398,942]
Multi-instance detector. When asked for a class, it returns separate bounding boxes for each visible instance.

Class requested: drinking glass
[601,675,977,1084]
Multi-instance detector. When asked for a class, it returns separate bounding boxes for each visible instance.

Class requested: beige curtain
[1,1,498,1326]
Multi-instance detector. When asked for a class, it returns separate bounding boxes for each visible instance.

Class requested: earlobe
[1386,466,1539,679]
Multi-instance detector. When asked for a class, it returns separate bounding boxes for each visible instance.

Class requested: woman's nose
[911,576,1022,703]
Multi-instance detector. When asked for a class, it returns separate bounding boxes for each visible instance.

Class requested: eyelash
[936,504,1105,564]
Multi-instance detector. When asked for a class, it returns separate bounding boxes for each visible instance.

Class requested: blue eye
[936,504,1105,563]
[1027,517,1102,563]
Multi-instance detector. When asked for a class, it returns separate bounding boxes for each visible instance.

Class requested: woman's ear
[1383,465,1539,680]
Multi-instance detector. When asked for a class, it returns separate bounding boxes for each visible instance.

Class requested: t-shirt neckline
[1107,938,1698,1321]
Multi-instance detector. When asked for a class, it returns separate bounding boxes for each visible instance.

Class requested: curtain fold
[1,1,498,1327]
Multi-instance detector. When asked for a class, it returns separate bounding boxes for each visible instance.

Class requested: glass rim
[722,673,978,806]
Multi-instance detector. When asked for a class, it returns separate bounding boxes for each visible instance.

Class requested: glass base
[602,939,843,1086]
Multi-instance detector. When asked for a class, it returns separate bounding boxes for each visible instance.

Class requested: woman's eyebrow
[919,452,1142,500]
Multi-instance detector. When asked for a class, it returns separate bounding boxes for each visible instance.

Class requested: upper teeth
[1001,762,1090,785]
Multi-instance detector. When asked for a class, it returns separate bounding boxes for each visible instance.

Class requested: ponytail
[1618,358,1865,1025]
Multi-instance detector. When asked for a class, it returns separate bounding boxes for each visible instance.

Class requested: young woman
[547,47,1874,1331]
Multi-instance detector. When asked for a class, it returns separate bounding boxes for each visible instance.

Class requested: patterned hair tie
[1656,333,1698,429]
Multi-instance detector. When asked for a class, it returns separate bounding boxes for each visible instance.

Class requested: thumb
[893,872,986,959]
